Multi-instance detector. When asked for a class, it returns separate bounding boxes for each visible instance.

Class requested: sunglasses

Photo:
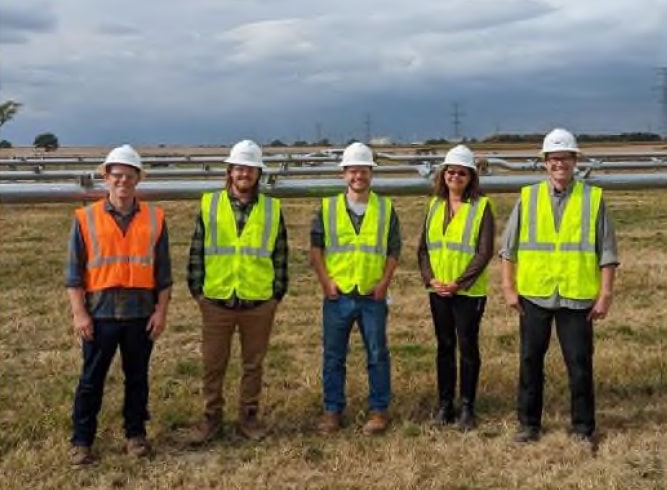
[445,169,469,177]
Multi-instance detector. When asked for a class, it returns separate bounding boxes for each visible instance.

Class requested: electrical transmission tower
[451,102,465,140]
[363,113,372,143]
[656,67,667,139]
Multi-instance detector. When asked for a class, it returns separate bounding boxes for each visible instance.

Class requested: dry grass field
[0,187,665,489]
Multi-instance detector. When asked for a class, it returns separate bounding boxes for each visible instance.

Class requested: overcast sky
[1,0,666,145]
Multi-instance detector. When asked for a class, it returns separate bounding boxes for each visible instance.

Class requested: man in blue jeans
[309,142,401,435]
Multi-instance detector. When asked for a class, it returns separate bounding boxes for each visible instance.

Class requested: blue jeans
[322,295,391,413]
[71,318,153,446]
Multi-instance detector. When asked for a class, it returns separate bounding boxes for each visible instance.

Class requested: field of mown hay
[0,189,665,489]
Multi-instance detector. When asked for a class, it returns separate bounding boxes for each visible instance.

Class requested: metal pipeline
[3,173,667,204]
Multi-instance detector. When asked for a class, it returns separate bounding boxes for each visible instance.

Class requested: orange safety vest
[75,199,164,292]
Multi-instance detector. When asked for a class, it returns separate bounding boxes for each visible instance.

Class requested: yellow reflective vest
[323,192,391,295]
[517,180,602,299]
[201,191,280,300]
[426,196,489,297]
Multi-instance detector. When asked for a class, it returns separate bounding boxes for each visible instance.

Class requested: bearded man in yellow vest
[500,128,619,444]
[310,142,401,436]
[187,140,288,443]
[66,145,172,465]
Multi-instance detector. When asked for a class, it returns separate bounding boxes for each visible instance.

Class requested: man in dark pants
[499,128,618,444]
[66,145,172,465]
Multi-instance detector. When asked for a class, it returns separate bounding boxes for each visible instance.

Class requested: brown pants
[198,299,278,418]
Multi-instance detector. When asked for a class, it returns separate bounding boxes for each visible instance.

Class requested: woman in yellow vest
[499,129,618,444]
[417,144,495,431]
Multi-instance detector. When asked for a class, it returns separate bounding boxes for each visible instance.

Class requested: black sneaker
[458,406,476,431]
[432,403,456,426]
[514,425,540,443]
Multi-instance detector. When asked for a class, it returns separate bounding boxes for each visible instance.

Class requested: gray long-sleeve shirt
[498,179,619,310]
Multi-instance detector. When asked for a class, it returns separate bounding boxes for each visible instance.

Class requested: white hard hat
[443,144,476,171]
[99,144,143,174]
[225,139,265,168]
[541,128,580,155]
[338,142,377,167]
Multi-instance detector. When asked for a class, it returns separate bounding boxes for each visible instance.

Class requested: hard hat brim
[441,160,477,171]
[224,158,266,168]
[541,148,581,155]
[98,162,144,176]
[338,161,377,167]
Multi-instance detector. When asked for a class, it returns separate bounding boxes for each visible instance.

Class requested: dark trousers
[71,318,153,446]
[429,293,486,407]
[518,297,595,436]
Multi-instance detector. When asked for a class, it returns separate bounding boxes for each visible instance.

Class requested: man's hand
[372,280,390,301]
[321,278,339,300]
[502,285,524,315]
[147,310,167,341]
[588,292,612,321]
[73,311,93,342]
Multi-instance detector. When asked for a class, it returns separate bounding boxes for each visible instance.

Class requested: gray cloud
[0,4,57,44]
[1,0,664,145]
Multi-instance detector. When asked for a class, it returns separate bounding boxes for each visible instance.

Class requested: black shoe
[514,425,540,443]
[432,403,456,425]
[458,405,476,431]
[568,428,595,446]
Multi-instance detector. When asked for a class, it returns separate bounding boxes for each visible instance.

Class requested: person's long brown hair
[432,165,484,202]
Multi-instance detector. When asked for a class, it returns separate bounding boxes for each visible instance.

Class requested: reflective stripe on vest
[323,192,390,295]
[517,181,601,299]
[202,191,279,300]
[75,199,162,292]
[426,196,489,297]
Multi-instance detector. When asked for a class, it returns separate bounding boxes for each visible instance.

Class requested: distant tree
[0,100,22,128]
[0,139,12,148]
[346,138,359,145]
[33,132,59,151]
[269,139,287,147]
[316,138,331,146]
[292,140,309,147]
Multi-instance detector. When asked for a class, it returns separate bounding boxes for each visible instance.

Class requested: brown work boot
[237,409,267,441]
[362,411,389,435]
[70,445,95,466]
[126,436,152,458]
[317,412,342,435]
[191,413,223,446]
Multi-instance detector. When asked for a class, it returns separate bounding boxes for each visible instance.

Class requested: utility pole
[363,112,372,143]
[451,102,465,140]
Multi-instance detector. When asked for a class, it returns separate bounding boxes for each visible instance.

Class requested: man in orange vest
[65,145,172,465]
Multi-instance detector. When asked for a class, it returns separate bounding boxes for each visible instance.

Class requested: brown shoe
[317,412,342,435]
[191,414,223,446]
[126,436,152,458]
[237,409,267,441]
[70,445,95,466]
[362,411,389,435]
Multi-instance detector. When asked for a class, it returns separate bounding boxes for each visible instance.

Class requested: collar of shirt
[226,188,259,209]
[546,179,575,198]
[104,197,140,217]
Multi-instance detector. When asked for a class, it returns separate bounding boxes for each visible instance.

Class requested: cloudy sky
[1,0,665,145]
